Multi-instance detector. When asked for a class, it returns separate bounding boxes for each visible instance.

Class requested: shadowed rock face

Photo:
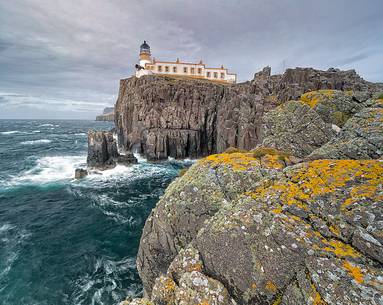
[87,130,137,169]
[114,68,380,160]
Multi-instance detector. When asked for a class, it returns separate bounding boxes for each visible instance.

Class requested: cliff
[96,107,115,121]
[114,67,381,160]
[121,92,383,305]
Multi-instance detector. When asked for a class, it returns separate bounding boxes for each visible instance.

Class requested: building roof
[140,40,150,52]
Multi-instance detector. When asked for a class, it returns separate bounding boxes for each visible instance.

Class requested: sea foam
[8,155,86,185]
[1,130,21,135]
[20,139,52,145]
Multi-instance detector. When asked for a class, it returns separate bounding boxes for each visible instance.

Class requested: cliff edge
[114,67,380,160]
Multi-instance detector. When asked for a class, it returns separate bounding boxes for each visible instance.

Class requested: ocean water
[0,120,190,305]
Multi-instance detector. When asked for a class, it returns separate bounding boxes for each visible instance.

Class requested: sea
[0,120,190,305]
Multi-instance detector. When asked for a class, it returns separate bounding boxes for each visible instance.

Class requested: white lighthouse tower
[139,41,151,67]
[135,40,154,78]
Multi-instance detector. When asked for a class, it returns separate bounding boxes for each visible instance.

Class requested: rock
[87,130,119,169]
[300,90,370,127]
[261,101,336,157]
[96,107,115,121]
[87,130,137,169]
[308,98,383,160]
[131,152,383,305]
[74,168,87,179]
[114,68,382,160]
[116,153,138,165]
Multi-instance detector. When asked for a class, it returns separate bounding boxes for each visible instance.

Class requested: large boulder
[129,151,383,305]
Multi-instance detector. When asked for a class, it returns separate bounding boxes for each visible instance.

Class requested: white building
[135,41,237,84]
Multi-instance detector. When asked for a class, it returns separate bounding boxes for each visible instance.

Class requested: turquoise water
[0,120,189,305]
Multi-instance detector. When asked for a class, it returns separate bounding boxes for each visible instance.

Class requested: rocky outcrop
[261,100,336,158]
[74,168,88,179]
[116,71,383,304]
[259,90,381,158]
[96,107,115,121]
[87,130,137,169]
[114,68,381,160]
[124,149,383,305]
[308,97,383,160]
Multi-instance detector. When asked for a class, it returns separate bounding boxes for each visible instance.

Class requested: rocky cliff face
[96,107,115,121]
[121,93,383,305]
[115,67,380,160]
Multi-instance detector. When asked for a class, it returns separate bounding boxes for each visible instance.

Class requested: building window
[173,66,177,73]
[183,67,188,73]
[207,72,211,78]
[158,66,162,72]
[165,66,169,72]
[198,68,202,74]
[214,72,218,78]
[191,68,195,74]
[220,73,225,79]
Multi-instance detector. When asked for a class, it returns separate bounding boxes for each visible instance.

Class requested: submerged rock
[74,168,88,179]
[129,151,383,305]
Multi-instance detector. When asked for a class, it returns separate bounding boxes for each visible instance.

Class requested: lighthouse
[139,40,152,67]
[134,40,237,83]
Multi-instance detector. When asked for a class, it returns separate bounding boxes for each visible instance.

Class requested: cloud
[0,0,382,118]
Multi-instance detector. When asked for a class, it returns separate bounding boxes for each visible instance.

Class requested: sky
[0,0,382,119]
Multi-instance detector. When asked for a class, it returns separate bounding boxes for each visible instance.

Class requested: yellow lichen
[300,90,335,108]
[247,159,383,213]
[251,282,257,289]
[310,282,327,305]
[322,240,361,258]
[200,152,260,171]
[343,261,364,284]
[329,225,340,236]
[272,294,282,305]
[265,280,277,292]
[163,277,176,291]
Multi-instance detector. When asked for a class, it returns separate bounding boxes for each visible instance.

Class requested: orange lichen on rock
[300,89,335,108]
[200,152,260,171]
[343,261,364,284]
[322,239,361,258]
[265,280,277,292]
[245,159,383,217]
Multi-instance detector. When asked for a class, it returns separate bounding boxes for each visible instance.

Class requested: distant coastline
[96,106,114,121]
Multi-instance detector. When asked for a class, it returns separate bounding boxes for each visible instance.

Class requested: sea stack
[87,130,137,170]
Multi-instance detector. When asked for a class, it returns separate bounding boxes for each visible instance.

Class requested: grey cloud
[0,0,382,119]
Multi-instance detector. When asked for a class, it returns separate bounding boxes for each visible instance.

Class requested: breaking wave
[6,155,86,186]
